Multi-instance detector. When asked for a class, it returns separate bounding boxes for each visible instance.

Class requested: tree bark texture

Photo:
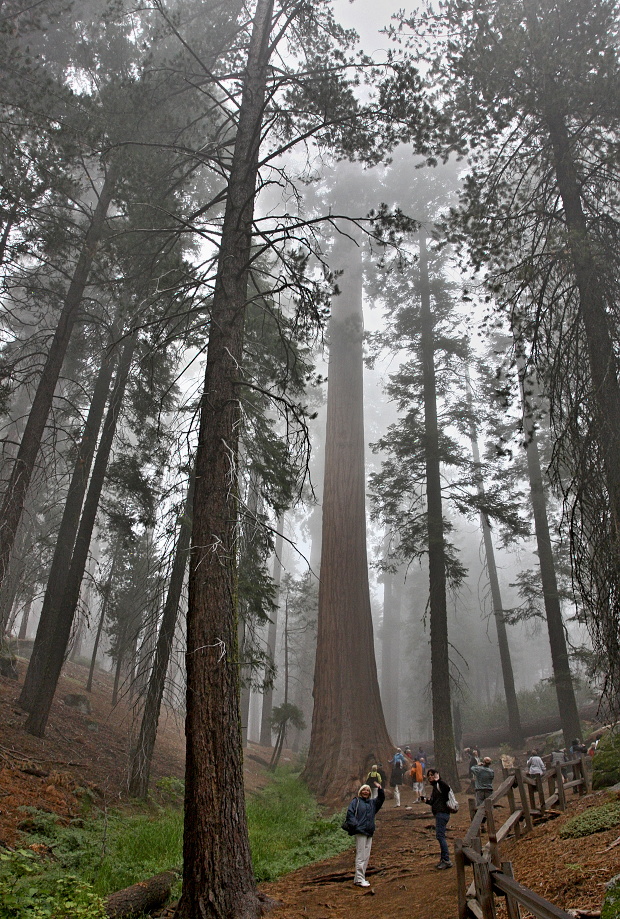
[104,870,178,919]
[380,558,401,741]
[302,231,392,802]
[174,4,273,917]
[519,372,582,746]
[466,373,523,746]
[0,164,117,594]
[259,521,284,747]
[20,341,117,709]
[24,333,136,737]
[129,470,195,798]
[419,233,459,789]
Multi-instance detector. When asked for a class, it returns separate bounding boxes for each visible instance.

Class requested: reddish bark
[303,231,392,802]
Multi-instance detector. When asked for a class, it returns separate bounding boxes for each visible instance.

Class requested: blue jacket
[346,787,385,836]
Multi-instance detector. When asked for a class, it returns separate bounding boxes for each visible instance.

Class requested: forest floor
[1,660,619,917]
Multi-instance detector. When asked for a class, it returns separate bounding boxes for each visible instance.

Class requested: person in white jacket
[527,750,545,775]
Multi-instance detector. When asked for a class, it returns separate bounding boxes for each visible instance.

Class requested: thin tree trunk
[466,371,523,746]
[17,596,33,641]
[419,233,459,789]
[112,620,127,708]
[518,366,582,746]
[303,227,392,801]
[86,540,123,694]
[259,521,284,747]
[19,335,118,708]
[24,333,136,736]
[0,164,118,592]
[128,470,195,798]
[175,4,273,916]
[0,199,19,267]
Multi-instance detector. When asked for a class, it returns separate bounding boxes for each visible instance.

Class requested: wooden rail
[455,757,590,919]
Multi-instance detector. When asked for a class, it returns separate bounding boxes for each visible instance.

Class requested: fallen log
[104,870,179,919]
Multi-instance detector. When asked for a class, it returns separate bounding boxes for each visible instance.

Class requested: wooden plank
[473,860,496,919]
[544,793,559,809]
[485,798,500,868]
[492,870,574,919]
[496,808,523,844]
[555,765,566,811]
[536,776,546,815]
[501,862,522,919]
[455,839,468,919]
[489,775,517,804]
[507,785,521,840]
[514,769,533,833]
[467,898,484,919]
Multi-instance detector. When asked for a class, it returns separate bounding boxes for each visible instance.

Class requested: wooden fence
[455,756,590,919]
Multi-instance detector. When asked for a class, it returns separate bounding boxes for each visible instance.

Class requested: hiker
[388,748,406,806]
[345,783,385,887]
[365,764,382,800]
[410,756,425,803]
[526,750,545,775]
[470,756,494,808]
[421,768,454,869]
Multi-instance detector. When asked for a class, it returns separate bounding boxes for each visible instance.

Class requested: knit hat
[483,757,492,765]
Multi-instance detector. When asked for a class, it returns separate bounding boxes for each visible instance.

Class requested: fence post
[501,861,522,919]
[555,764,566,810]
[485,797,500,868]
[507,781,521,839]
[580,756,591,794]
[455,838,468,919]
[536,775,546,815]
[473,858,497,919]
[514,768,533,833]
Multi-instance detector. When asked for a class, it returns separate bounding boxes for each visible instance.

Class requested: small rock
[62,694,91,714]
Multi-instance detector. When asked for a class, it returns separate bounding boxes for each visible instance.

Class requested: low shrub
[593,732,620,789]
[603,875,620,919]
[559,802,620,839]
[0,849,105,919]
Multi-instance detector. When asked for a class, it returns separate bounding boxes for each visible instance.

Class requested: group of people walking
[346,748,461,886]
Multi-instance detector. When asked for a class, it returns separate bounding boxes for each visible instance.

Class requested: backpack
[446,787,459,813]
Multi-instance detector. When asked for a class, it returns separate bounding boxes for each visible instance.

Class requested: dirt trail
[263,783,469,919]
[262,780,620,919]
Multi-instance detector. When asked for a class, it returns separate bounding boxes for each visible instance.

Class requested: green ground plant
[593,732,620,789]
[1,769,351,916]
[602,875,620,919]
[559,801,620,839]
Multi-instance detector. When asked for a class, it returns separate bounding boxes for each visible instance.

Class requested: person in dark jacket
[421,768,453,869]
[345,783,385,886]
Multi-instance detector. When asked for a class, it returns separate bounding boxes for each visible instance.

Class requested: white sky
[332,0,405,54]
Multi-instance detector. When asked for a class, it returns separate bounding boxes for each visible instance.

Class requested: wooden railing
[455,757,590,919]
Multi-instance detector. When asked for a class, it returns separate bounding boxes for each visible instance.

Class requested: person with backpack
[389,753,405,806]
[409,756,425,802]
[421,768,456,869]
[365,764,382,799]
[344,783,385,887]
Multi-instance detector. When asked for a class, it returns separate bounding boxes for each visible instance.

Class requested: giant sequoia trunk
[0,165,117,592]
[381,558,402,740]
[174,4,273,918]
[466,375,523,747]
[302,230,392,801]
[418,234,459,789]
[519,371,582,746]
[24,334,136,737]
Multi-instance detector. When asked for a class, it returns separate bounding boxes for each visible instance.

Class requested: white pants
[355,834,373,883]
[414,781,424,798]
[393,784,401,806]
[371,787,378,799]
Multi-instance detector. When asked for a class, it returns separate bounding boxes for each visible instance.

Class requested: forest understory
[1,662,617,919]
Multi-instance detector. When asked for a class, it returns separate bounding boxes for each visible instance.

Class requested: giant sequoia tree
[303,223,392,800]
